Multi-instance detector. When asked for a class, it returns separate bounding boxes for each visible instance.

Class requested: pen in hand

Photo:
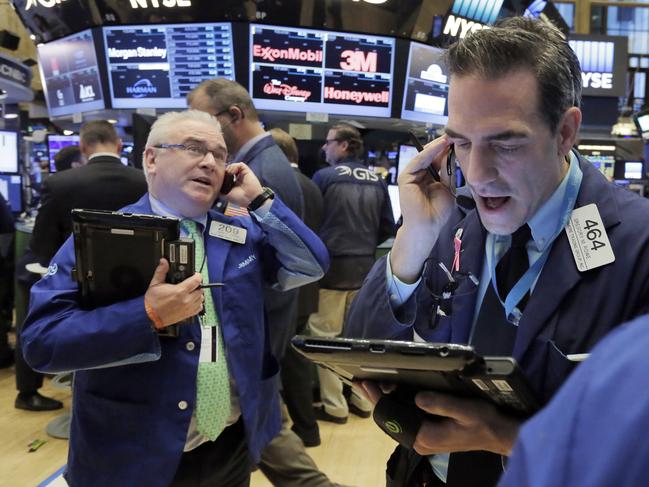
[199,283,225,289]
[408,131,441,182]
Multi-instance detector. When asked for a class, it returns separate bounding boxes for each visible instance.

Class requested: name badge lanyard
[486,160,583,325]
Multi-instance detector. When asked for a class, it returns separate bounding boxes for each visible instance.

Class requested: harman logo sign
[443,0,504,39]
[569,39,615,90]
[126,79,157,97]
[25,0,69,10]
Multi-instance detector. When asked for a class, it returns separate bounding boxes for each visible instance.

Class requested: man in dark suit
[31,121,147,266]
[15,120,147,411]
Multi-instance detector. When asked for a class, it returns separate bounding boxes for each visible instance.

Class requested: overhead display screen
[37,29,105,118]
[568,35,628,97]
[401,42,449,125]
[0,131,19,174]
[250,24,395,117]
[103,23,234,109]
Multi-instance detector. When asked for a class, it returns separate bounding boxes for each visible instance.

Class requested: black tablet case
[71,209,180,308]
[291,335,539,416]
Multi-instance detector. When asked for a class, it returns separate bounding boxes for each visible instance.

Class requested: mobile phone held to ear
[220,172,235,195]
[408,131,441,182]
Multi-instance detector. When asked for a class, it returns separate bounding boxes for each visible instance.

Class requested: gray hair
[143,110,223,184]
[444,17,582,134]
[145,110,222,148]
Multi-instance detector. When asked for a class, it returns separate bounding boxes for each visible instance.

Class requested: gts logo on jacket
[335,165,380,182]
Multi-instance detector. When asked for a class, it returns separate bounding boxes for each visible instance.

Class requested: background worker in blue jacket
[21,110,329,487]
[345,17,649,487]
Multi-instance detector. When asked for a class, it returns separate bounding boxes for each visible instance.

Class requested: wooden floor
[0,350,395,487]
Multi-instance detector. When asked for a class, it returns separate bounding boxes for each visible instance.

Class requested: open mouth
[482,196,510,210]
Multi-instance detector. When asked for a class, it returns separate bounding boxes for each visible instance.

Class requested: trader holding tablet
[345,17,649,487]
[21,110,328,487]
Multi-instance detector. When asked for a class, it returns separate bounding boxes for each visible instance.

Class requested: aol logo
[26,0,68,10]
[335,165,379,181]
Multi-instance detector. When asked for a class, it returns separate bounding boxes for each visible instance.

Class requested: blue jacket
[345,154,649,404]
[500,315,649,487]
[21,195,329,487]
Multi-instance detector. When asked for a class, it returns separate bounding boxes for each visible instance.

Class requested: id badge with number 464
[565,204,615,272]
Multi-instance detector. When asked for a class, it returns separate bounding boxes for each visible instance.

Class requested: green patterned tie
[182,219,231,441]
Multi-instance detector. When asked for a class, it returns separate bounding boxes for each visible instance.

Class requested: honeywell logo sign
[253,45,323,63]
[324,87,388,104]
[25,0,69,10]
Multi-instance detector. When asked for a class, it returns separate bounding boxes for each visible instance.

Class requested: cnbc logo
[443,0,504,39]
[569,39,615,90]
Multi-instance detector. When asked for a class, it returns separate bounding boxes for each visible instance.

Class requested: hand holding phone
[409,131,441,182]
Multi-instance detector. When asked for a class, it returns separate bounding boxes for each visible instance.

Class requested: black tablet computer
[291,335,539,416]
[71,209,180,308]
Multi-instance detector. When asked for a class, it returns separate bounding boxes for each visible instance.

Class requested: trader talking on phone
[345,17,649,487]
[21,110,329,487]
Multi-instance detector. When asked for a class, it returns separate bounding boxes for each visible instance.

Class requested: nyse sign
[582,72,613,90]
[129,0,191,7]
[443,15,490,39]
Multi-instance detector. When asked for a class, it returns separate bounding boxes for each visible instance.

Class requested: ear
[556,107,582,158]
[229,105,244,123]
[143,147,157,177]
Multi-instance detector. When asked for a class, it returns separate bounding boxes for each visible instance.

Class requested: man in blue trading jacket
[309,123,395,423]
[21,110,329,487]
[345,17,649,487]
[499,315,649,487]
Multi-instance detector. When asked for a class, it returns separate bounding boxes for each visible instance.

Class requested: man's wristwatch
[247,187,275,211]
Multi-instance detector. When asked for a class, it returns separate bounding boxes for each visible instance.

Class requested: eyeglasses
[323,139,340,146]
[154,143,227,163]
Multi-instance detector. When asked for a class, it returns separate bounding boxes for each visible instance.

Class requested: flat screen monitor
[624,161,644,179]
[586,154,615,179]
[0,131,18,174]
[397,144,419,178]
[634,110,649,141]
[401,42,449,125]
[0,174,22,213]
[121,141,134,166]
[387,184,401,223]
[250,24,395,117]
[103,23,234,109]
[47,134,80,173]
[37,29,106,118]
[568,35,628,97]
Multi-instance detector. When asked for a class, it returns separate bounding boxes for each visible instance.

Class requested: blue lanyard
[485,157,583,325]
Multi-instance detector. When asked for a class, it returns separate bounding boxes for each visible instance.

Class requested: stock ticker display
[103,23,234,109]
[37,29,106,118]
[250,24,395,117]
[401,42,450,125]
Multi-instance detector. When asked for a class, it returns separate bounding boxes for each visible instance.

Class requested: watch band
[247,187,275,211]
